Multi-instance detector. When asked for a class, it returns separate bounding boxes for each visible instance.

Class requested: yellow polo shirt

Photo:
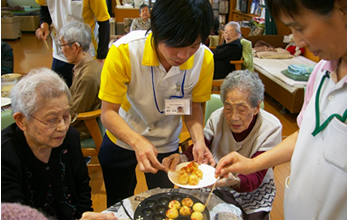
[99,31,214,153]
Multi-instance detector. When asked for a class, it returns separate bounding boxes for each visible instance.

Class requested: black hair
[150,0,214,48]
[213,17,220,33]
[268,0,336,19]
[139,4,150,14]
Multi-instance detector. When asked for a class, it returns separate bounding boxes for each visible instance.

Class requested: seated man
[1,42,14,75]
[130,4,151,32]
[59,21,102,140]
[213,21,242,79]
[163,70,282,220]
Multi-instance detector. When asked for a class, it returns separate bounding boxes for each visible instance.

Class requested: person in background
[163,70,282,220]
[35,0,110,87]
[98,0,216,207]
[130,4,151,32]
[1,41,14,75]
[59,21,101,141]
[215,0,347,219]
[213,21,242,79]
[204,17,220,47]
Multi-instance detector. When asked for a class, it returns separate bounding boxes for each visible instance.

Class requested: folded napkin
[288,64,315,75]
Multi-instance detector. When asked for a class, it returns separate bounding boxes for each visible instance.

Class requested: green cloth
[264,0,278,35]
[241,38,254,72]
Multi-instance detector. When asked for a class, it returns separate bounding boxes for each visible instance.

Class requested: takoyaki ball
[181,198,194,207]
[180,166,190,174]
[168,200,181,209]
[188,173,199,185]
[193,169,203,180]
[178,172,188,184]
[166,208,179,219]
[192,202,205,212]
[187,162,198,173]
[179,205,192,216]
[191,211,203,220]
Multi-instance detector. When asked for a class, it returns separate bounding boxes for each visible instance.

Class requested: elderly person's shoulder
[258,109,282,128]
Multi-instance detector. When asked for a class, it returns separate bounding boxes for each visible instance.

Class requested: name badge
[165,99,191,115]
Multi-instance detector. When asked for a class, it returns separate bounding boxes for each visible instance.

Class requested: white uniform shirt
[100,31,214,153]
[285,59,347,219]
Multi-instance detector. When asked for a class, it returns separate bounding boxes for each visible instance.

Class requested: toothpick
[205,176,220,207]
[44,40,49,49]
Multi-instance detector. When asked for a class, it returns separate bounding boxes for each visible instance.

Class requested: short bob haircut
[220,70,265,108]
[59,21,92,52]
[10,68,71,118]
[139,4,150,14]
[268,0,336,20]
[150,0,214,48]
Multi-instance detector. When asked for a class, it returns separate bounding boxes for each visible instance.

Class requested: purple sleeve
[234,151,268,193]
[182,138,212,161]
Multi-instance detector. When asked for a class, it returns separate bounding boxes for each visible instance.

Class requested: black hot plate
[134,192,210,220]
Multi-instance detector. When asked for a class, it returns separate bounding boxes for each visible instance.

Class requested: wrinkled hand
[80,212,117,220]
[215,152,253,177]
[214,173,240,188]
[192,142,215,167]
[134,138,166,174]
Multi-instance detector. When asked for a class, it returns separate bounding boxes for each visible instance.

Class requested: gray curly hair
[10,68,71,118]
[220,70,264,108]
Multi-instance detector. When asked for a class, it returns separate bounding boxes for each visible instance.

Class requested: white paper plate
[1,97,11,107]
[168,162,218,189]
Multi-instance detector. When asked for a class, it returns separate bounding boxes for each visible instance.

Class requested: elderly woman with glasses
[213,21,243,79]
[1,68,96,220]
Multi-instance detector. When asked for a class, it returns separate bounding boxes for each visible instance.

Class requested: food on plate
[191,211,203,220]
[193,169,203,180]
[177,162,202,186]
[179,205,192,216]
[181,198,194,207]
[188,173,199,185]
[178,172,189,184]
[192,202,205,212]
[166,208,179,219]
[180,166,190,174]
[168,200,181,209]
[187,161,198,172]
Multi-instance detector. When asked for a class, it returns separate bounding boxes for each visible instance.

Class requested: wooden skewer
[205,176,220,208]
[44,40,49,49]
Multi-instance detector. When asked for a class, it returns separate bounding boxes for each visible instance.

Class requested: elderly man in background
[130,4,151,32]
[59,21,101,141]
[213,21,243,79]
[35,0,110,87]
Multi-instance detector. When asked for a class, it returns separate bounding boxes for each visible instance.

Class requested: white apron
[284,69,347,219]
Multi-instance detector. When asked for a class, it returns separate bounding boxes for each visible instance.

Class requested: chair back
[76,109,105,158]
[124,18,134,34]
[1,110,15,130]
[240,38,254,72]
[204,94,224,124]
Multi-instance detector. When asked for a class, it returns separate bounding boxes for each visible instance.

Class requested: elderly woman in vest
[163,70,282,220]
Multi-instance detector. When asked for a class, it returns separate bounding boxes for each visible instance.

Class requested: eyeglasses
[30,109,78,129]
[58,42,78,50]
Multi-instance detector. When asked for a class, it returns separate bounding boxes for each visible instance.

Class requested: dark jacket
[1,124,93,219]
[213,38,242,79]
